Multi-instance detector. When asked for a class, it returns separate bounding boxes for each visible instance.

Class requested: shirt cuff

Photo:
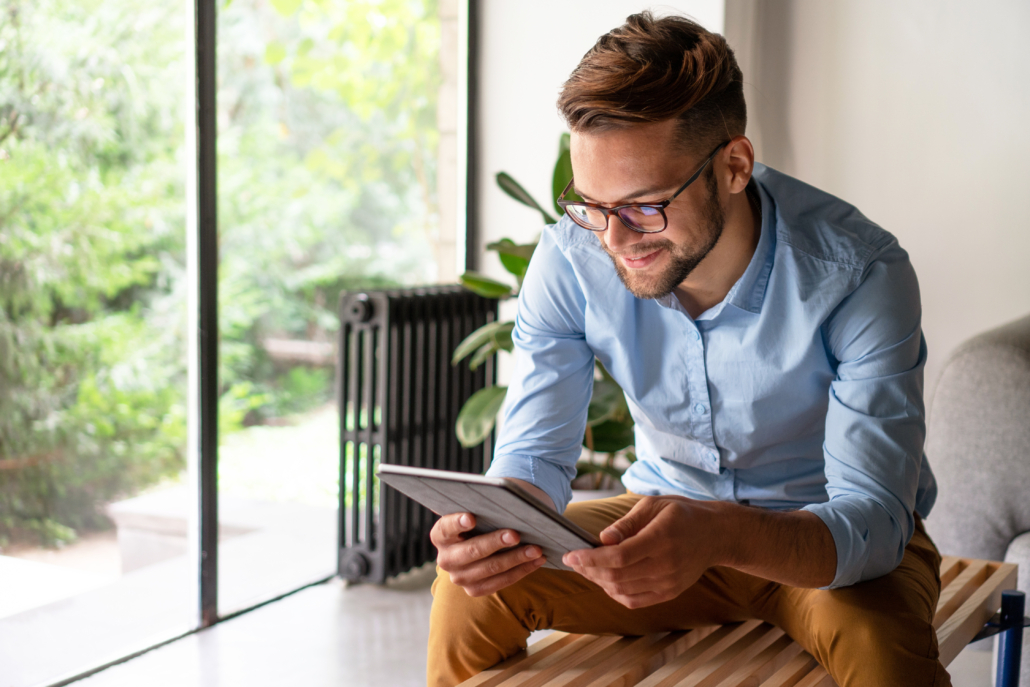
[803,496,910,589]
[803,499,874,589]
[485,453,574,513]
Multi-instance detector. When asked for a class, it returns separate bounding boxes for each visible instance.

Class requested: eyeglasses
[556,141,729,234]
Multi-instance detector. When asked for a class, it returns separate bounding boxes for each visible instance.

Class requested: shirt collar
[723,175,776,314]
[653,174,776,317]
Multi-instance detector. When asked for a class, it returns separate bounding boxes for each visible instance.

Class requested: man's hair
[558,11,746,156]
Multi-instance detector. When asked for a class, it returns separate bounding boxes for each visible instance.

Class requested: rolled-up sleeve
[485,226,595,513]
[803,239,928,589]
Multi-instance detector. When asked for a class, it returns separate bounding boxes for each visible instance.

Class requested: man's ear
[723,135,755,195]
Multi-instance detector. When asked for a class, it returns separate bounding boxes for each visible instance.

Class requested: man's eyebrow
[573,183,672,203]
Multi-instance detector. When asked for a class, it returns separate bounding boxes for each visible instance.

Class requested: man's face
[569,120,725,300]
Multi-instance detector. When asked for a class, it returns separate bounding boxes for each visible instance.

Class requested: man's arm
[434,225,594,597]
[567,238,926,603]
[562,496,835,608]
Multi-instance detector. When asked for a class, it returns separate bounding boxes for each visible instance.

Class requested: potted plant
[452,134,635,497]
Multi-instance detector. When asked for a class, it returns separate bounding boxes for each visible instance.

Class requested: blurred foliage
[217,0,440,425]
[0,0,441,546]
[0,0,189,546]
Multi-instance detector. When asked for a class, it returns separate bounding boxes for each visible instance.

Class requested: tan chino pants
[428,493,951,687]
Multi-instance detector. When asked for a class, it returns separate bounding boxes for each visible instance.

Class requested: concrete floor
[68,562,998,687]
[72,566,438,687]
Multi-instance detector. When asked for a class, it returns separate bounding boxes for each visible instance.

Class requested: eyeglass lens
[565,204,665,232]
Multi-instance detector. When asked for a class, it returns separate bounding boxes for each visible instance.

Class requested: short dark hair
[557,11,746,156]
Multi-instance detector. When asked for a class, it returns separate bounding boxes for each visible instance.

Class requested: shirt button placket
[690,326,719,473]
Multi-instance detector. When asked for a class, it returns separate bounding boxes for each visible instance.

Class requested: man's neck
[673,184,761,319]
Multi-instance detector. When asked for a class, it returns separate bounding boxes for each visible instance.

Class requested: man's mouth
[619,248,663,269]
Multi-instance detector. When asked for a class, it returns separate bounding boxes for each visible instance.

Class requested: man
[428,12,945,687]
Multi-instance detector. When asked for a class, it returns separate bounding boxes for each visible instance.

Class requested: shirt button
[709,450,718,462]
[694,403,707,415]
[693,330,701,341]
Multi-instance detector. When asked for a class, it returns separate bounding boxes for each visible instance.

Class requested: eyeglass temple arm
[558,177,575,201]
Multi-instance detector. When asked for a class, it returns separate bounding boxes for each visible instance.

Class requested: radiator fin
[338,287,498,583]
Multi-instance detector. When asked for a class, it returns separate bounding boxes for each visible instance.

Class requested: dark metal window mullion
[464,0,481,272]
[195,0,219,628]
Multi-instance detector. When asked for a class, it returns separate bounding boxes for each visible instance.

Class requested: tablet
[376,464,601,571]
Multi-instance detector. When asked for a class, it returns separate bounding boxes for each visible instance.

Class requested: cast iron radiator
[337,286,498,583]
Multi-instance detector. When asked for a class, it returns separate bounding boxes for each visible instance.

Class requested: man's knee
[795,589,947,686]
[428,567,535,687]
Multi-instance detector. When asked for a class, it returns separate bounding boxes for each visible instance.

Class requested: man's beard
[603,170,725,300]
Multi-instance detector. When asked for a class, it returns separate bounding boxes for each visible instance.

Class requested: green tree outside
[0,0,442,546]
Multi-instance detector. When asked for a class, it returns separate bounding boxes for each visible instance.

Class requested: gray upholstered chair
[925,313,1030,682]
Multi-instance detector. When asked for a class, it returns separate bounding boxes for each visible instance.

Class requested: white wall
[475,1,725,383]
[725,0,1030,402]
[475,0,725,267]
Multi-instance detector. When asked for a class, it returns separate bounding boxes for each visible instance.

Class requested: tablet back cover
[378,471,598,571]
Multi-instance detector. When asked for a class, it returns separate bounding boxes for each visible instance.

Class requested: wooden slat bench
[458,556,1017,687]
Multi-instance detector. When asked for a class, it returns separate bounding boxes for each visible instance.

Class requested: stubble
[603,170,725,300]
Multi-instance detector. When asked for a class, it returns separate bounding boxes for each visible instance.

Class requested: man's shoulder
[534,216,617,284]
[543,215,606,255]
[754,164,900,273]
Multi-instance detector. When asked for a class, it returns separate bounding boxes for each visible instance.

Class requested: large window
[214,0,448,615]
[0,0,463,682]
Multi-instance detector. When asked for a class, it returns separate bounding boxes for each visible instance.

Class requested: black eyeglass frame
[556,141,729,234]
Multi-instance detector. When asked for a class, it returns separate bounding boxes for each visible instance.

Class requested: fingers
[458,556,548,597]
[432,515,547,596]
[438,527,522,569]
[449,545,546,594]
[572,556,662,587]
[430,512,477,547]
[563,535,649,569]
[565,554,674,596]
[563,497,669,569]
[599,496,663,546]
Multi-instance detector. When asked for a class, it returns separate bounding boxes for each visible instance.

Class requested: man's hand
[430,478,554,597]
[561,495,837,609]
[561,495,722,609]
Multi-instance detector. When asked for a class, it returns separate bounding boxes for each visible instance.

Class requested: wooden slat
[791,667,835,687]
[937,561,1018,665]
[716,634,803,687]
[759,653,819,687]
[934,559,991,629]
[636,621,764,687]
[461,633,582,687]
[496,635,619,687]
[939,556,964,589]
[562,629,715,687]
[458,556,1016,687]
[675,624,785,687]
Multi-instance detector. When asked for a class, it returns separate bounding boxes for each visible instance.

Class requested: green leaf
[452,320,514,365]
[587,377,626,427]
[468,342,496,370]
[269,0,302,16]
[487,239,536,262]
[496,172,558,225]
[487,238,536,281]
[585,417,635,453]
[552,132,581,217]
[456,385,508,448]
[265,42,287,66]
[460,271,515,299]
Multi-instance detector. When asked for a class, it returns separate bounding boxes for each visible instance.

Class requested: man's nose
[602,213,642,253]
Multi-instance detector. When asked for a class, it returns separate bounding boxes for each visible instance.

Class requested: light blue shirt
[486,163,938,589]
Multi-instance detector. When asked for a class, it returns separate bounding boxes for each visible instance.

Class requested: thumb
[600,497,662,546]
